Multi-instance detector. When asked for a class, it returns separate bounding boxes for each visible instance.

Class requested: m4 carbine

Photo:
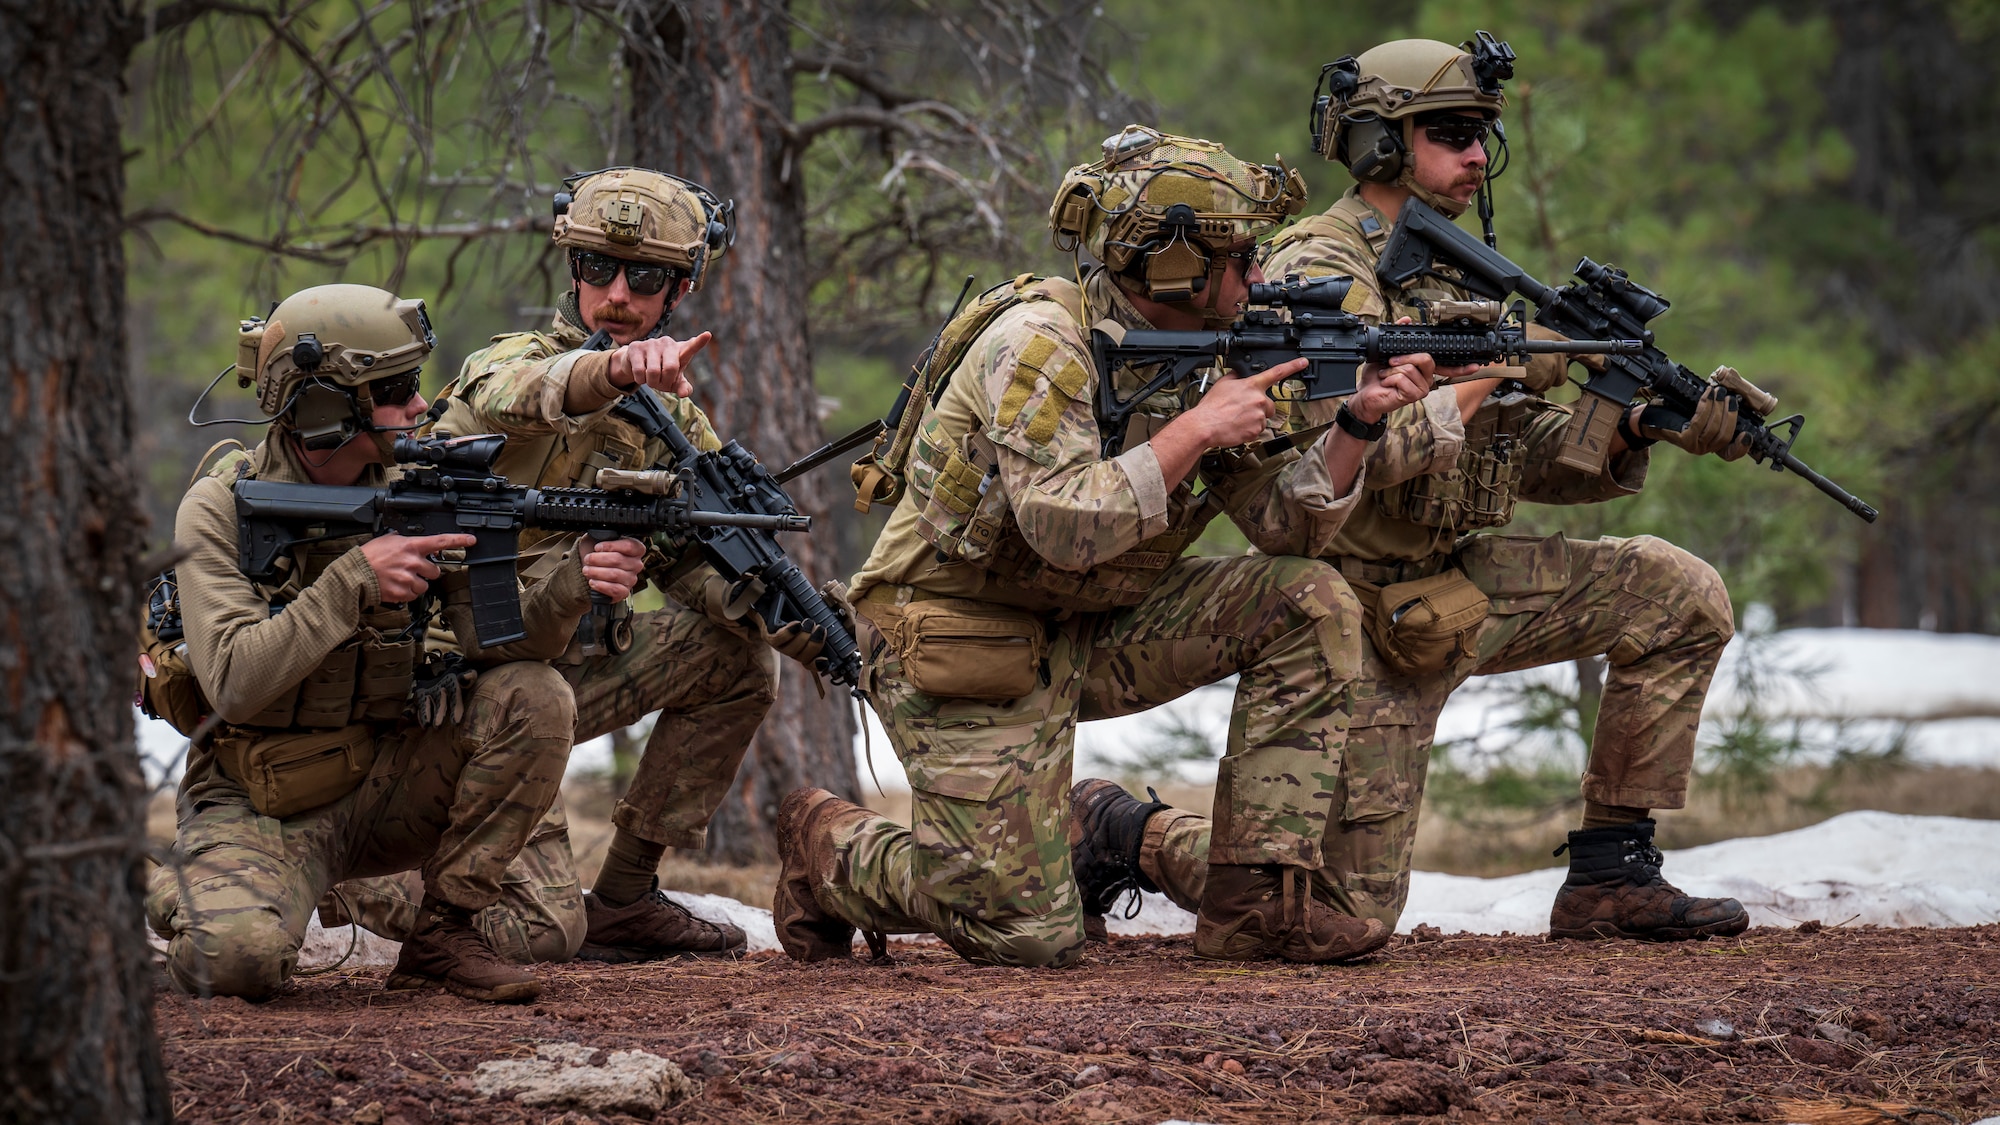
[1091,274,1644,456]
[232,433,847,677]
[580,329,866,687]
[1375,196,1878,523]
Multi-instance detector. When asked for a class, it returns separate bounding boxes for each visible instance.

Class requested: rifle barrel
[1776,449,1879,523]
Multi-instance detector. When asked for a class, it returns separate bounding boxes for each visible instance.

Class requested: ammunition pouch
[138,633,207,736]
[864,596,1049,703]
[1373,393,1560,533]
[212,724,378,818]
[1357,568,1490,677]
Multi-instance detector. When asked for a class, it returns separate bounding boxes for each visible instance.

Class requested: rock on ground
[469,1042,694,1115]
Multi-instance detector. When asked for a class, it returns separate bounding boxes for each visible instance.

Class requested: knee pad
[171,907,296,1000]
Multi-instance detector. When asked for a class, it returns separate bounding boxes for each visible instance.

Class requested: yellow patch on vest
[1022,357,1089,444]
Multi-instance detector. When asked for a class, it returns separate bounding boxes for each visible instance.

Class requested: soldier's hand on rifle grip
[582,537,647,600]
[609,332,711,399]
[362,532,477,603]
[1189,359,1302,448]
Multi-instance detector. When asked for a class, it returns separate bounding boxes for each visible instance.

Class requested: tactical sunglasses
[364,369,423,406]
[1422,114,1492,153]
[571,249,674,296]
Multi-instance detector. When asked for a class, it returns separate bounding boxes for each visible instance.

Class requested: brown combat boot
[577,886,748,963]
[1194,864,1390,963]
[1069,779,1170,943]
[386,895,541,1003]
[773,787,873,962]
[1548,819,1749,941]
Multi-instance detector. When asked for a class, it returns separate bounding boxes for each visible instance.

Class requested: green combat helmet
[551,166,734,291]
[235,283,436,452]
[1310,31,1515,221]
[1049,124,1307,322]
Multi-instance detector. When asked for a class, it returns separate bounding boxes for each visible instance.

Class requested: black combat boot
[1548,818,1750,941]
[1069,779,1169,943]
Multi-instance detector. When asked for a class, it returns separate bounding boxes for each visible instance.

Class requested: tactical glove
[1629,387,1747,460]
[410,653,477,728]
[702,573,830,666]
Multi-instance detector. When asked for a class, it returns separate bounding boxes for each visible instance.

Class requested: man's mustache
[591,304,644,327]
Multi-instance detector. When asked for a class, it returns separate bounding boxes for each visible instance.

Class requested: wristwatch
[1334,403,1387,442]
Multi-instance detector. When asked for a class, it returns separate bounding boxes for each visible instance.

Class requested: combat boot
[1194,864,1390,963]
[773,787,873,962]
[386,895,541,1003]
[577,885,748,963]
[1069,779,1169,943]
[1548,818,1749,941]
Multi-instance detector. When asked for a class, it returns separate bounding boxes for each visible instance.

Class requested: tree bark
[0,2,171,1120]
[628,0,860,862]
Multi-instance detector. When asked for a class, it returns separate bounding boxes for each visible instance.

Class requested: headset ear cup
[1344,117,1404,184]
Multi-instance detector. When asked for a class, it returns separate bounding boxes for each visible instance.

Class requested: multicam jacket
[1263,187,1649,565]
[432,304,724,580]
[849,268,1365,612]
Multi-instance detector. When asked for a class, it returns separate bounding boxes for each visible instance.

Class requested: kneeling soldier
[145,285,646,1002]
[775,126,1433,968]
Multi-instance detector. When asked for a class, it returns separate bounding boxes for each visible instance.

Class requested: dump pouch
[881,598,1048,703]
[1362,569,1490,676]
[212,724,377,818]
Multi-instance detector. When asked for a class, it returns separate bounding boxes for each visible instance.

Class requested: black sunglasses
[571,250,675,296]
[1422,115,1492,153]
[365,369,423,406]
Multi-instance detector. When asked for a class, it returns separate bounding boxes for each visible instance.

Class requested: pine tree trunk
[627,0,860,863]
[0,2,171,1119]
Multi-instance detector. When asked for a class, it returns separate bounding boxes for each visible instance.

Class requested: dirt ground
[157,924,1999,1124]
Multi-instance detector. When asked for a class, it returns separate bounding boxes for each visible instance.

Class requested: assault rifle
[1091,274,1645,456]
[579,329,867,686]
[1376,196,1878,522]
[232,432,831,669]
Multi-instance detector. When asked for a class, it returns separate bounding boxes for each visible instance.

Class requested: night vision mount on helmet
[1049,125,1306,321]
[1309,31,1517,247]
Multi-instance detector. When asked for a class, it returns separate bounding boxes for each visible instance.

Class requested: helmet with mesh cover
[1049,125,1306,315]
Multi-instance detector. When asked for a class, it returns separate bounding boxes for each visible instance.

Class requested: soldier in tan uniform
[145,285,650,1002]
[774,127,1437,969]
[1073,38,1761,944]
[322,168,826,963]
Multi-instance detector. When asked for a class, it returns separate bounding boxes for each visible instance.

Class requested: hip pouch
[213,724,378,819]
[889,599,1048,703]
[1363,569,1491,676]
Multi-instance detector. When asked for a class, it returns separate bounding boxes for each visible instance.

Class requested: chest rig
[904,285,1223,612]
[197,448,421,730]
[1280,198,1568,536]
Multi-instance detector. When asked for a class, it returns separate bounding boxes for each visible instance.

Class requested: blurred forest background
[123,0,2000,638]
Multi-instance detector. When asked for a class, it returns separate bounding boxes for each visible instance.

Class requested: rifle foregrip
[771,562,863,686]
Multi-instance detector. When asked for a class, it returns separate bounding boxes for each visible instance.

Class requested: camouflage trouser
[819,554,1363,969]
[1141,534,1734,927]
[313,798,585,963]
[326,600,778,958]
[144,662,574,999]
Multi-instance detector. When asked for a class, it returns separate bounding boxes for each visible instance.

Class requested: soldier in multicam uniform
[772,126,1437,969]
[322,168,828,963]
[1072,38,1763,944]
[146,285,649,1002]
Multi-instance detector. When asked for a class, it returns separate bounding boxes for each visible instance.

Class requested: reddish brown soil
[158,924,2000,1124]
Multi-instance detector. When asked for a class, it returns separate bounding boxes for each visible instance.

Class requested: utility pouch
[293,639,361,728]
[351,631,418,723]
[1363,569,1491,677]
[138,571,209,735]
[888,599,1048,703]
[212,724,377,818]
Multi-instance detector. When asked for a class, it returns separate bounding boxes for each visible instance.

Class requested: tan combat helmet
[1310,31,1515,218]
[552,166,734,291]
[1049,125,1306,321]
[235,283,435,450]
